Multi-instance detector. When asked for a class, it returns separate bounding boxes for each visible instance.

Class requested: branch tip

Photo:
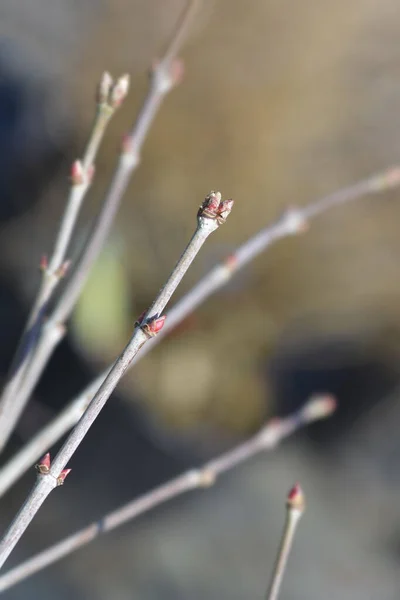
[198,192,234,225]
[287,482,305,512]
[110,74,130,108]
[302,394,337,423]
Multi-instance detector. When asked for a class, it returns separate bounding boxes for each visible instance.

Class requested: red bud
[287,482,305,511]
[141,315,166,338]
[57,468,72,486]
[36,452,51,474]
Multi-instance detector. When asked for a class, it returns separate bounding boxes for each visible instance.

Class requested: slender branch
[0,74,128,453]
[266,483,305,600]
[0,396,333,593]
[0,192,233,570]
[0,165,398,498]
[0,0,199,455]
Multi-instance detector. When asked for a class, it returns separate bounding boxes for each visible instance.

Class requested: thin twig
[0,74,129,453]
[0,165,398,497]
[265,483,305,600]
[0,192,233,570]
[0,396,333,592]
[0,0,199,455]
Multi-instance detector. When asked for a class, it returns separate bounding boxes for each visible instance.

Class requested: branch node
[281,207,308,235]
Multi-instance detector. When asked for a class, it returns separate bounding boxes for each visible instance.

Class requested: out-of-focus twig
[0,396,333,593]
[0,0,199,455]
[0,191,233,570]
[265,483,305,600]
[0,74,127,453]
[0,165,397,498]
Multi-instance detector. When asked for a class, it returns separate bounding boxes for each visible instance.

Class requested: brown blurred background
[1,1,400,598]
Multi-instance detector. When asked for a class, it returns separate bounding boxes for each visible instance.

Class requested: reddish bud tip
[287,482,305,511]
[198,192,233,225]
[98,71,113,104]
[40,254,48,272]
[302,394,337,423]
[141,315,166,338]
[57,468,72,486]
[224,254,238,271]
[71,160,84,185]
[110,74,130,108]
[217,199,234,224]
[36,452,51,474]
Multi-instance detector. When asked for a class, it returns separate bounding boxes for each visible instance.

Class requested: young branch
[265,483,305,600]
[0,74,126,452]
[0,192,233,570]
[0,166,398,498]
[0,0,199,455]
[0,396,333,593]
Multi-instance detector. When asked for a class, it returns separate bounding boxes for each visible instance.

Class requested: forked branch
[0,396,333,592]
[0,191,233,570]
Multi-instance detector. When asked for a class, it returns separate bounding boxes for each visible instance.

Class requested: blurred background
[1,0,400,598]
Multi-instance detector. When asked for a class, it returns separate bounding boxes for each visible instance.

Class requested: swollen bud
[36,452,51,475]
[287,482,305,512]
[110,74,130,108]
[57,468,72,486]
[141,315,166,338]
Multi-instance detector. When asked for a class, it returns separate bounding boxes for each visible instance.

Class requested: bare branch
[0,74,128,453]
[0,0,199,454]
[0,166,398,497]
[266,483,305,600]
[0,396,333,593]
[0,192,233,570]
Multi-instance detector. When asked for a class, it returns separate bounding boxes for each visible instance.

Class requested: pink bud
[110,74,130,108]
[217,199,234,224]
[224,254,238,271]
[40,254,48,272]
[198,191,222,220]
[36,452,51,474]
[71,160,84,185]
[287,482,305,511]
[57,468,72,486]
[142,315,166,338]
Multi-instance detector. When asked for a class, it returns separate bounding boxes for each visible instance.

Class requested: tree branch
[0,0,199,455]
[0,74,126,453]
[0,165,396,498]
[0,192,233,570]
[265,483,305,600]
[0,396,333,593]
